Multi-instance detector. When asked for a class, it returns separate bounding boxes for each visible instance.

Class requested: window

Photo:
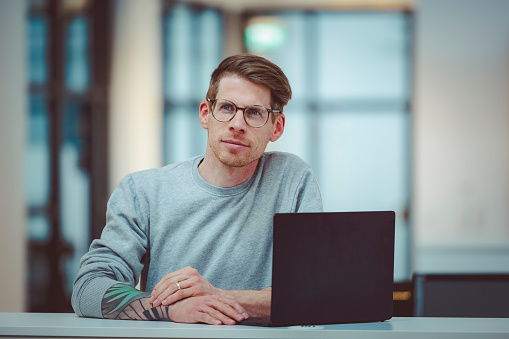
[162,1,223,164]
[246,10,413,281]
[26,0,111,312]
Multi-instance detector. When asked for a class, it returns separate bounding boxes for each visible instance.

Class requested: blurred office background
[1,0,508,313]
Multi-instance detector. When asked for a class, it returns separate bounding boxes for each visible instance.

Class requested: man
[72,54,322,325]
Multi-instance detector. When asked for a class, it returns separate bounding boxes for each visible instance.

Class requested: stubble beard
[208,132,261,169]
[211,142,255,168]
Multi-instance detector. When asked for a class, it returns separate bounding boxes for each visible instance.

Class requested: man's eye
[247,109,261,116]
[221,104,234,111]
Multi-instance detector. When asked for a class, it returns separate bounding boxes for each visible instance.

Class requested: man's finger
[152,267,192,294]
[153,272,184,292]
[160,288,191,306]
[204,306,236,325]
[150,274,188,304]
[213,295,248,317]
[206,296,247,322]
[161,280,206,306]
[196,311,222,325]
[221,297,249,319]
[153,281,193,307]
[154,287,179,306]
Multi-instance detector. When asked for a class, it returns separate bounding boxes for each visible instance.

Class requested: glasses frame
[207,98,281,128]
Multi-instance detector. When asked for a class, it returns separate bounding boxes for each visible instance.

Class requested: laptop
[238,211,395,327]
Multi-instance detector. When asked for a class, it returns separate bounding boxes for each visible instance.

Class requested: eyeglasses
[207,98,281,128]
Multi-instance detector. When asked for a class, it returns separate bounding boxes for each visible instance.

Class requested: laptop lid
[270,211,395,326]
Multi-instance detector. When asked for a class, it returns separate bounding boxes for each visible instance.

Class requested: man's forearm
[218,287,271,318]
[102,283,248,324]
[102,284,171,321]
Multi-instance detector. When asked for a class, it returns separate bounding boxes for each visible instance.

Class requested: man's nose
[228,108,247,131]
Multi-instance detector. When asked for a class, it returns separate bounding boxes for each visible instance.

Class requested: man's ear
[270,113,285,142]
[199,100,209,130]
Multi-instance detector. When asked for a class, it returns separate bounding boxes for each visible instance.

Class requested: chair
[413,273,509,317]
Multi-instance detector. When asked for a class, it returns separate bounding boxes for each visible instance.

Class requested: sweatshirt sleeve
[71,174,149,318]
[293,166,323,213]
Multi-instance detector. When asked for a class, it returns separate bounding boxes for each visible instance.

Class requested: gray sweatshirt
[72,151,323,318]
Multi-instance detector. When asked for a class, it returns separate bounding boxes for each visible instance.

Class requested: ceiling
[181,0,415,13]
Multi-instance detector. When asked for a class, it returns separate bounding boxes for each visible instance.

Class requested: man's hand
[149,266,222,307]
[148,266,270,319]
[168,295,247,325]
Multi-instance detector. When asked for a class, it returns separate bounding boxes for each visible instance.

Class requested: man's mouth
[223,139,249,148]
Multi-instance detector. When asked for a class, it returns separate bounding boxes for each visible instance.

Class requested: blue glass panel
[60,101,90,293]
[163,5,223,165]
[164,107,205,164]
[317,12,408,100]
[265,100,313,164]
[251,13,307,99]
[28,215,50,241]
[28,17,48,85]
[317,110,410,281]
[65,17,90,92]
[164,4,193,101]
[25,94,50,207]
[198,9,222,98]
[318,111,408,210]
[248,10,412,281]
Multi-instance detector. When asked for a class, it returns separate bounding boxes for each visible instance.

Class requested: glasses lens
[244,106,268,127]
[211,99,270,127]
[213,100,236,121]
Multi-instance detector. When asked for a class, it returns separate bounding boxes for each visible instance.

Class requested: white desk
[1,313,509,339]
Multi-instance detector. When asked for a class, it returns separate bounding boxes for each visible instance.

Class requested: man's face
[199,76,285,169]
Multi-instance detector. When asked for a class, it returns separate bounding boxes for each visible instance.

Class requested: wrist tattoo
[102,284,149,318]
[101,284,171,321]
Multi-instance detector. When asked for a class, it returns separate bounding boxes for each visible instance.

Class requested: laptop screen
[270,211,395,326]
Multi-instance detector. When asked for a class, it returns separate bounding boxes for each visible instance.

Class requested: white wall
[0,0,27,312]
[414,0,509,272]
[109,0,163,192]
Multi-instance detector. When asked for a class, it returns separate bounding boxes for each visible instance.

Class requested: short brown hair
[206,54,292,117]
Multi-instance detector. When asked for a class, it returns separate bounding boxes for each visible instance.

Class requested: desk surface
[1,313,509,339]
